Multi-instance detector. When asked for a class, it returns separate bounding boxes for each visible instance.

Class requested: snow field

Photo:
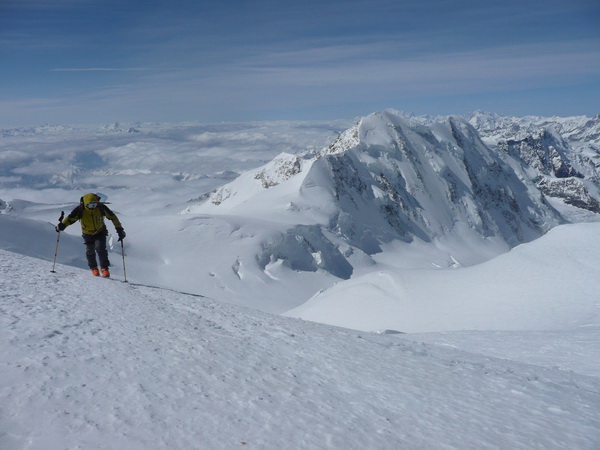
[1,249,600,449]
[286,223,600,333]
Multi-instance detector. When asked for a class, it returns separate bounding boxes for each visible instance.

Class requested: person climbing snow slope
[55,193,126,277]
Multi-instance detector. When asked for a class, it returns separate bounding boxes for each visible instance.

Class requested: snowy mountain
[2,113,600,448]
[184,111,591,283]
[498,129,600,213]
[464,110,600,216]
[2,111,599,311]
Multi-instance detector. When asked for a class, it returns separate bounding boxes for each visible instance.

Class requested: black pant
[83,232,110,269]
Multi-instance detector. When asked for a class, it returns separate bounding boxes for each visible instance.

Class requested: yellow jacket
[62,193,123,236]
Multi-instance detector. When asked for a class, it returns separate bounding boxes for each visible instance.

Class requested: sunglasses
[86,202,98,209]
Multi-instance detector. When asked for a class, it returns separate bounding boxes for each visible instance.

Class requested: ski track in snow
[1,250,599,449]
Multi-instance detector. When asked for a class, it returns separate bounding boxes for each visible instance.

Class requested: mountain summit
[184,110,598,278]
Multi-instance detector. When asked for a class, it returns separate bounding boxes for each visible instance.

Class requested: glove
[116,227,126,241]
[55,223,66,232]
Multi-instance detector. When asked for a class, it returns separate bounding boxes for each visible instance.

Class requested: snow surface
[1,115,600,448]
[2,249,599,449]
[286,222,600,333]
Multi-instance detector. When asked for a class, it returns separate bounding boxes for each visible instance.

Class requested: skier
[55,193,126,278]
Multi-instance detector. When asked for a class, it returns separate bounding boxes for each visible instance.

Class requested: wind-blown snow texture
[1,111,600,448]
[2,250,599,449]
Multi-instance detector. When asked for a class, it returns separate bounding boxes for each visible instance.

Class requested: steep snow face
[185,111,565,278]
[300,112,561,250]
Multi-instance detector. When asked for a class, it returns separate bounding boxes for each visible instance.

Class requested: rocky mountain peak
[186,110,594,278]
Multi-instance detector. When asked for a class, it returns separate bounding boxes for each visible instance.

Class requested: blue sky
[1,0,599,126]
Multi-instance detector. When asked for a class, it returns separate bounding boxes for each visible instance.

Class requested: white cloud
[2,39,599,125]
[50,68,160,72]
[229,40,600,90]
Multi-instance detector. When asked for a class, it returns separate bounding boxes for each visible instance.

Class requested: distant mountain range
[466,110,600,214]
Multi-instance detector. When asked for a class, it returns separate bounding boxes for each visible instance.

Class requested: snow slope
[286,222,600,333]
[2,249,599,449]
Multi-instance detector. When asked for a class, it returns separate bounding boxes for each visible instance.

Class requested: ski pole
[51,211,65,273]
[120,239,128,282]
